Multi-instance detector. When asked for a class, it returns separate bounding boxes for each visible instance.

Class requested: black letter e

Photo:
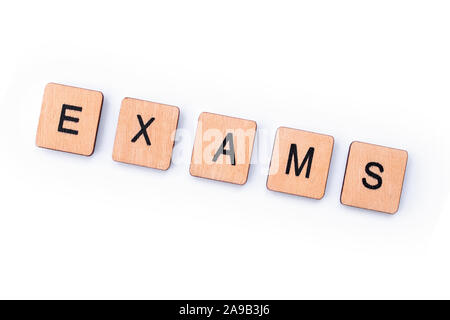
[58,104,82,135]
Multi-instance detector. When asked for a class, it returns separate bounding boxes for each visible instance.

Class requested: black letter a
[58,104,82,135]
[285,144,315,178]
[212,133,236,165]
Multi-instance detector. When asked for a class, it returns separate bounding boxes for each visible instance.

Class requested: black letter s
[362,162,384,190]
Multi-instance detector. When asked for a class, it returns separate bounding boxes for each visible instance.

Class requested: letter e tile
[36,83,104,156]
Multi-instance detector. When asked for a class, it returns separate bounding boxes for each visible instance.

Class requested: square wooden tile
[36,83,104,156]
[267,127,334,199]
[112,98,180,170]
[190,112,257,185]
[341,141,408,214]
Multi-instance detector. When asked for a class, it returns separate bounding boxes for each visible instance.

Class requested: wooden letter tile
[341,141,408,214]
[190,112,257,185]
[267,127,334,199]
[36,83,104,156]
[112,98,180,170]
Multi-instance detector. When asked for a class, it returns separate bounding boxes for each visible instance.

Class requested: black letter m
[285,144,315,178]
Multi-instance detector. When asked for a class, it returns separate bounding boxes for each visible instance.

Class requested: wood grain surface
[36,83,104,156]
[112,97,179,170]
[340,141,408,214]
[190,112,257,185]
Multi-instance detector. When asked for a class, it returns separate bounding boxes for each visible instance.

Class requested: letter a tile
[267,127,334,199]
[190,112,257,185]
[36,83,104,156]
[341,142,408,214]
[113,98,180,170]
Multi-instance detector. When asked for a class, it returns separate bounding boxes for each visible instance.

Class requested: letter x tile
[341,141,408,214]
[267,127,334,199]
[190,112,257,185]
[113,97,180,170]
[36,83,104,156]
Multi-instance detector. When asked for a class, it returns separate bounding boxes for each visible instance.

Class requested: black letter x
[131,115,155,146]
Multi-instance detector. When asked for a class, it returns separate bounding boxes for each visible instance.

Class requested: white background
[0,0,449,299]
